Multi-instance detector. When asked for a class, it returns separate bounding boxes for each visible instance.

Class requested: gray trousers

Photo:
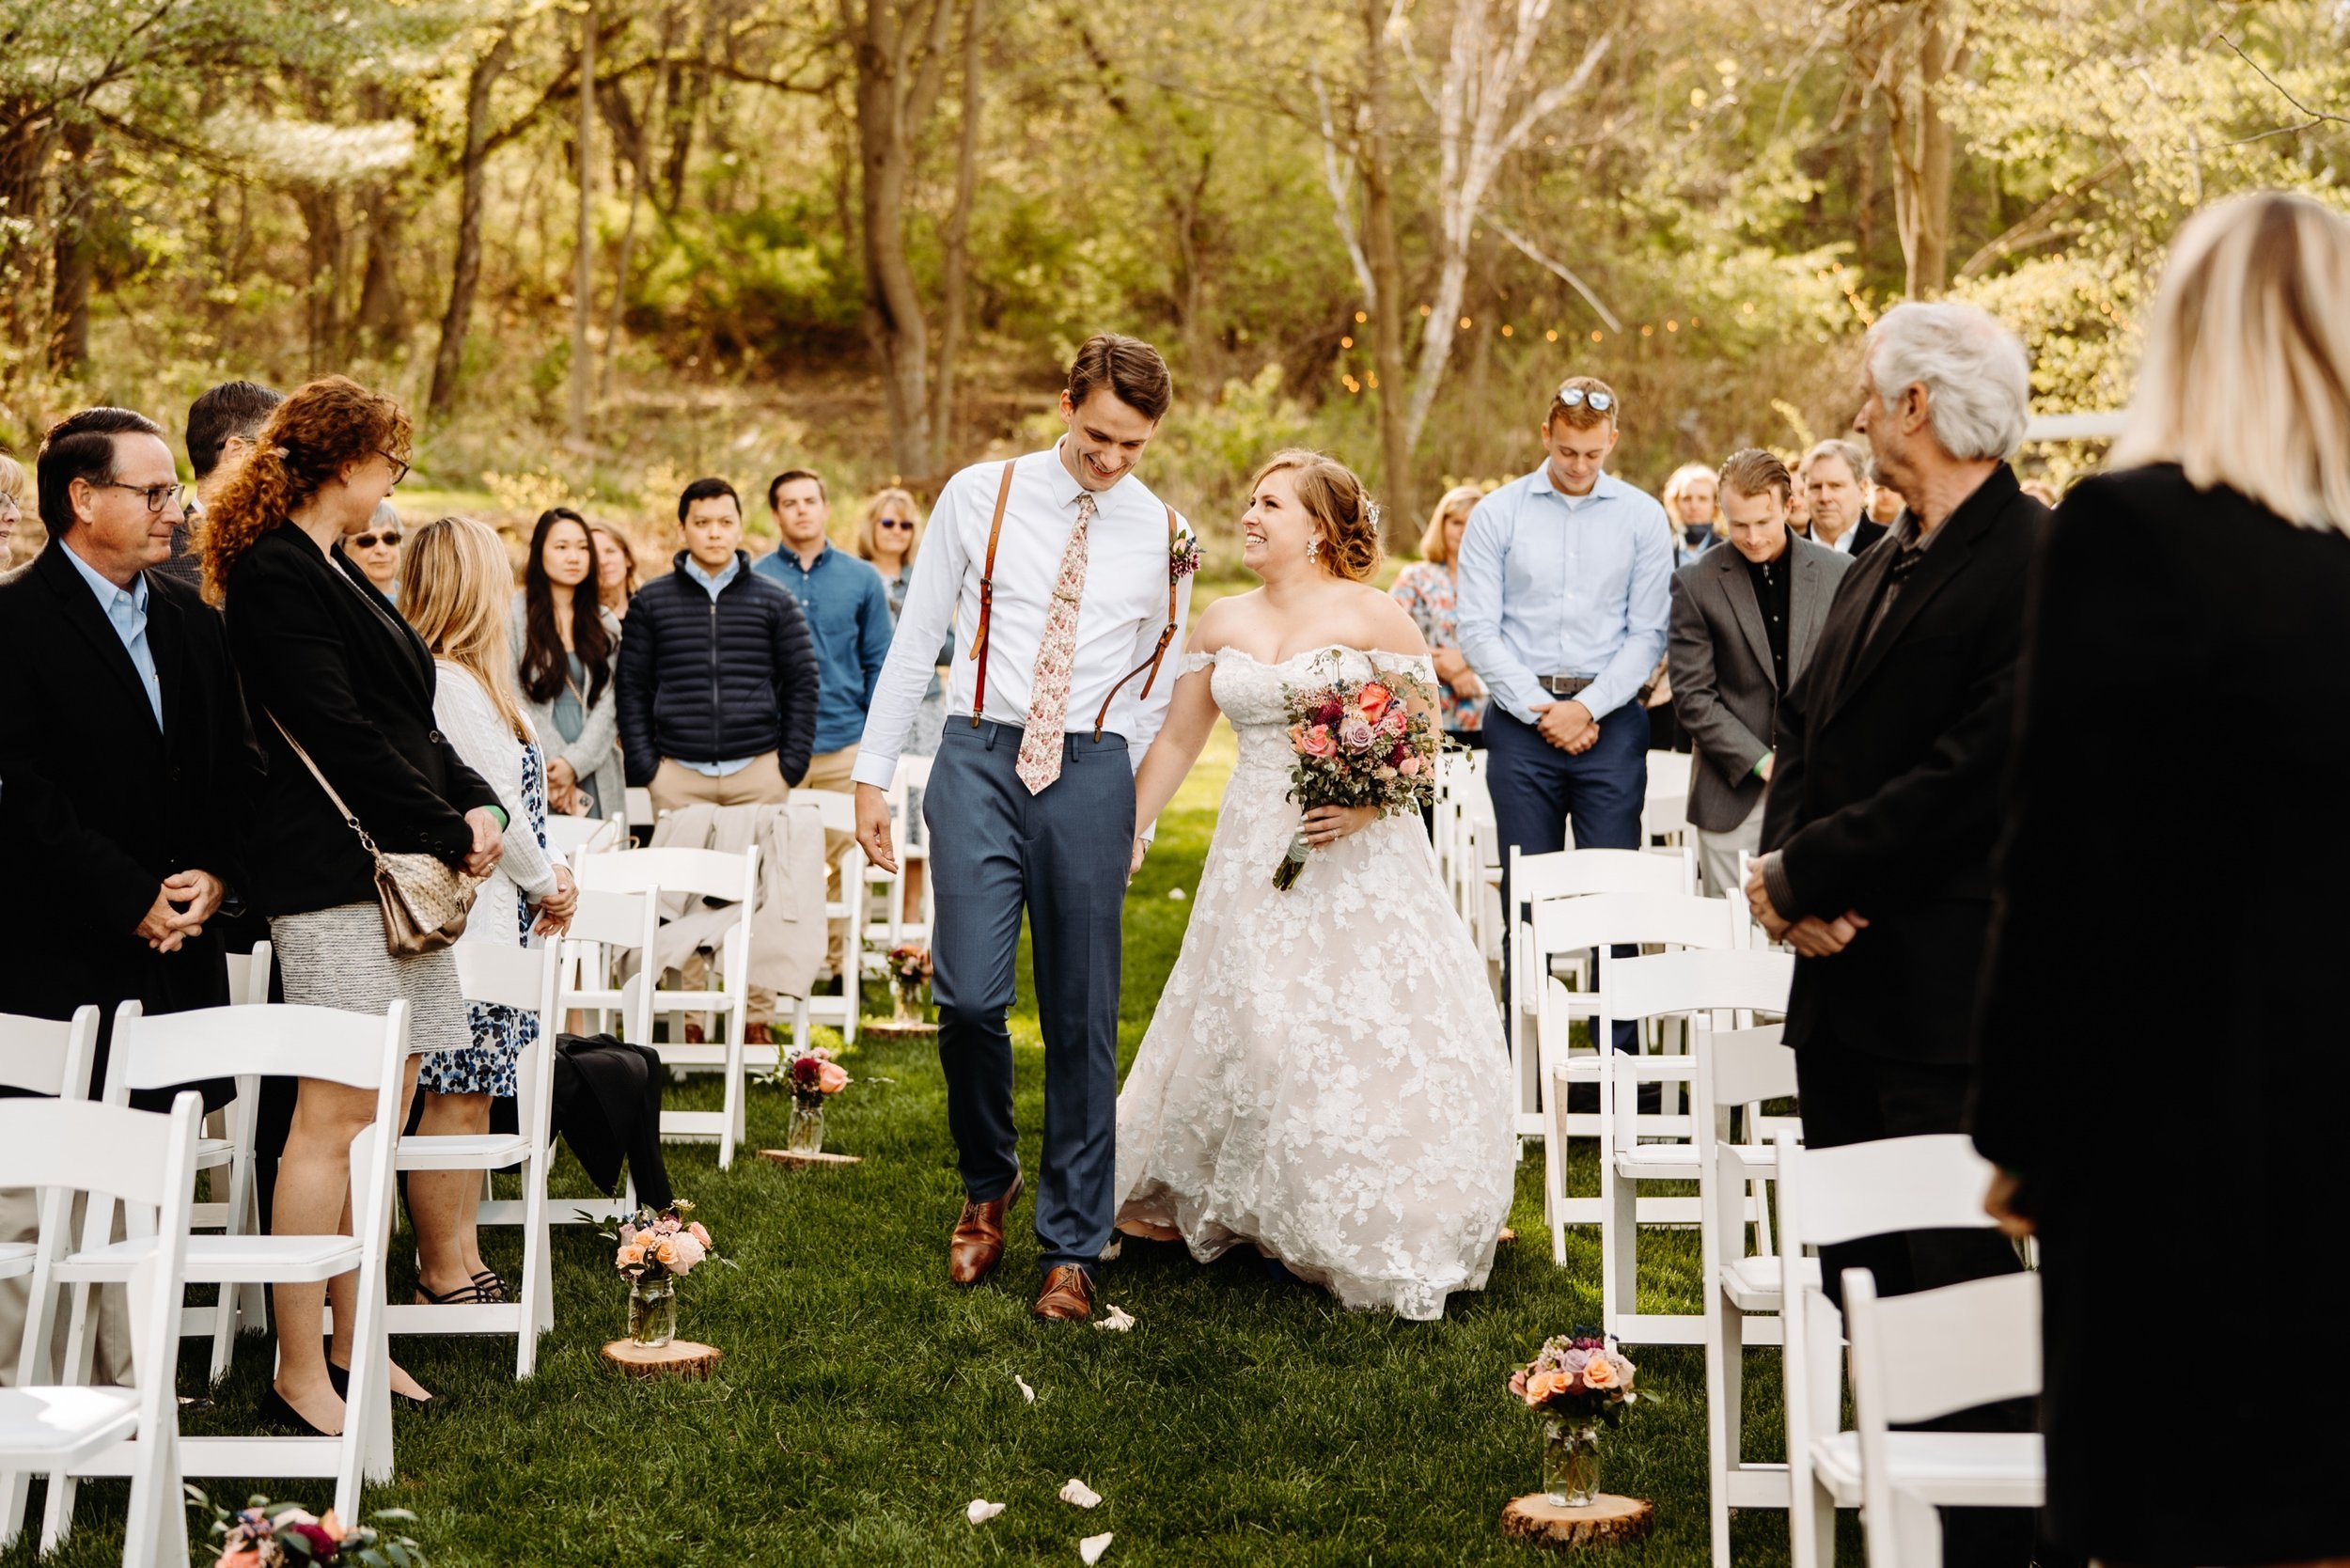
[1696,796,1766,901]
[925,718,1134,1275]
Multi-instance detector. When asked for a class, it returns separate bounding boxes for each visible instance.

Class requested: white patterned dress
[1113,645,1518,1320]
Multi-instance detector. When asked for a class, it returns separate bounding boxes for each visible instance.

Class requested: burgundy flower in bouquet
[1275,652,1441,889]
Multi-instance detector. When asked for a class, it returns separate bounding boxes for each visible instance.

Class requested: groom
[854,335,1192,1322]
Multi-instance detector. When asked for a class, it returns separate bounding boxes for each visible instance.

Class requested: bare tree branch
[1486,215,1622,333]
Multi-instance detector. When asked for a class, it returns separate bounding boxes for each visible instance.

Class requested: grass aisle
[15,721,1807,1567]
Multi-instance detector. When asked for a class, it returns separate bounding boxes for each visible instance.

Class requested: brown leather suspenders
[965,453,1182,743]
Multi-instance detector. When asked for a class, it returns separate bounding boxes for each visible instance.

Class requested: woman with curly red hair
[207,375,505,1435]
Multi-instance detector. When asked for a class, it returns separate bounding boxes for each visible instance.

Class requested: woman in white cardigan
[400,516,577,1308]
[510,507,624,818]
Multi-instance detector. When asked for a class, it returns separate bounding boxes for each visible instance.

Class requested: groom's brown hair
[1067,334,1172,423]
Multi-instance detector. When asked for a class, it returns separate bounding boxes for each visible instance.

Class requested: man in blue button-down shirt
[1457,376,1671,1046]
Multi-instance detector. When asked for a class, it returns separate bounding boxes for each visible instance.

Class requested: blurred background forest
[1,0,2344,554]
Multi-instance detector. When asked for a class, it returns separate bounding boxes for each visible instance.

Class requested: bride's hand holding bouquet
[1276,654,1441,889]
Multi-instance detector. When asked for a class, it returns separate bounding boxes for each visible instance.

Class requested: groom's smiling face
[1058,387,1159,492]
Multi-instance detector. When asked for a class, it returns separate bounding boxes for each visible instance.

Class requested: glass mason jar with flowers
[1507,1331,1641,1507]
[603,1199,725,1348]
[785,1046,851,1152]
[885,944,933,1023]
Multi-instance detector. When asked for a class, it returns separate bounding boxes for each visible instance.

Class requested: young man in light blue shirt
[1456,375,1671,1048]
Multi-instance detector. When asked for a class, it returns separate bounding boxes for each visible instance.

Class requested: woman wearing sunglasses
[349,500,403,604]
[856,486,951,919]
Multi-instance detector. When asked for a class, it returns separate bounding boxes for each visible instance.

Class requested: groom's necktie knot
[1016,492,1097,793]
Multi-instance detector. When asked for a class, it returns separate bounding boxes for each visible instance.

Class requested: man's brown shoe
[1032,1264,1093,1322]
[947,1174,1022,1286]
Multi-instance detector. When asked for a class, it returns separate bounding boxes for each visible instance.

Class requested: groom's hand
[1128,836,1148,882]
[854,783,898,873]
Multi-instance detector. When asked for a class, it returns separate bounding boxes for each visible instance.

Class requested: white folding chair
[384,941,561,1376]
[196,941,275,1385]
[551,886,659,1223]
[865,755,933,959]
[47,1000,412,1536]
[624,786,653,835]
[545,813,625,859]
[1693,1014,1809,1565]
[0,1091,200,1564]
[794,790,864,1045]
[1528,890,1744,1260]
[1644,747,1690,848]
[1844,1268,2044,1568]
[571,846,761,1168]
[1595,948,1792,1345]
[1506,845,1696,1135]
[1776,1132,2017,1568]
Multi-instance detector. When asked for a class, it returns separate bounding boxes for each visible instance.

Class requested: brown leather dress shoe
[948,1174,1022,1285]
[1032,1264,1094,1322]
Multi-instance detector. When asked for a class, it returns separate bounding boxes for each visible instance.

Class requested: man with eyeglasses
[1456,375,1672,1057]
[161,380,284,590]
[0,407,261,1380]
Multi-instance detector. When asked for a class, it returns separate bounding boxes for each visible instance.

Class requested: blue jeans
[925,718,1134,1275]
[1486,703,1650,1052]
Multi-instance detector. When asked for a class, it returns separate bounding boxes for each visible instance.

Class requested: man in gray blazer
[1668,449,1852,896]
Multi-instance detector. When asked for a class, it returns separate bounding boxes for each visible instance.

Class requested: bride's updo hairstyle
[1252,448,1383,582]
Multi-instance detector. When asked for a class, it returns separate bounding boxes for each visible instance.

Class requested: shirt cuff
[849,752,897,791]
[1762,853,1801,922]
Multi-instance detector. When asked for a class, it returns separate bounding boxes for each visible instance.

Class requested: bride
[1115,449,1518,1321]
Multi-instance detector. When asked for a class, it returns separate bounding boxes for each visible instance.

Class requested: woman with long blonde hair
[1388,483,1489,745]
[1972,190,2350,1568]
[212,375,504,1433]
[402,515,577,1313]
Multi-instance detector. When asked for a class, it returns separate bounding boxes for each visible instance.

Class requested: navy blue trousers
[1487,703,1650,1052]
[924,719,1134,1275]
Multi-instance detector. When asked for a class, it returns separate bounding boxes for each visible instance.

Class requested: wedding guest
[1800,438,1874,555]
[205,374,505,1435]
[166,379,283,589]
[591,524,638,621]
[1974,191,2350,1568]
[349,500,402,604]
[1747,302,2048,1568]
[511,506,623,819]
[403,514,576,1309]
[754,469,893,801]
[1662,461,1720,569]
[1667,448,1849,896]
[857,485,951,923]
[1389,484,1490,748]
[1785,460,1814,537]
[1863,462,1904,534]
[1458,375,1670,1046]
[0,451,24,567]
[0,407,261,1384]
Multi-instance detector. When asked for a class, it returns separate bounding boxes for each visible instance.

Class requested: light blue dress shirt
[63,543,164,729]
[1454,465,1672,726]
[678,554,753,778]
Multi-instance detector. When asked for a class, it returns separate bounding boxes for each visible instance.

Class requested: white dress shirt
[854,442,1193,791]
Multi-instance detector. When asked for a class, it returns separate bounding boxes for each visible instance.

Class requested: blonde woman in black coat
[1973,191,2350,1568]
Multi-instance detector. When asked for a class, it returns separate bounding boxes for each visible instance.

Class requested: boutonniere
[1168,527,1201,581]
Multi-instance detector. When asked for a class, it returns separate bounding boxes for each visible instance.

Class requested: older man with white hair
[1744,298,2050,1568]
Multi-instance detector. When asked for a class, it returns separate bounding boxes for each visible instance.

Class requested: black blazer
[0,542,263,1085]
[1849,516,1890,556]
[224,525,498,917]
[1760,463,2046,1064]
[1969,466,2350,1563]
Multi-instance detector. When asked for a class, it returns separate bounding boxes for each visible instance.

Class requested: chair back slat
[574,845,756,901]
[794,788,858,834]
[104,1001,409,1095]
[1846,1268,2042,1425]
[0,1094,200,1207]
[565,887,654,950]
[0,1006,99,1098]
[1783,1133,1998,1247]
[1512,847,1690,904]
[456,943,561,1013]
[1529,889,1740,956]
[1704,1021,1795,1105]
[1605,949,1792,1025]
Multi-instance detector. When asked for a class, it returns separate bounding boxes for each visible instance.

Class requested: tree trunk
[925,0,984,474]
[46,123,94,377]
[1874,0,1959,299]
[570,0,596,443]
[355,196,407,347]
[1357,0,1415,541]
[430,28,515,418]
[0,103,56,363]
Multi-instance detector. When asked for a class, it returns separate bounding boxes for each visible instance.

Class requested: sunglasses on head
[1555,384,1616,413]
[354,530,401,549]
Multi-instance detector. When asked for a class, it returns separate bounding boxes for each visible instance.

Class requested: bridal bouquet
[1276,654,1441,889]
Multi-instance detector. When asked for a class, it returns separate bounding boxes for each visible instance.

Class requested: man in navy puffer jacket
[620,476,820,810]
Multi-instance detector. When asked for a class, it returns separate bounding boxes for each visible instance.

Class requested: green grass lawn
[11,722,1818,1567]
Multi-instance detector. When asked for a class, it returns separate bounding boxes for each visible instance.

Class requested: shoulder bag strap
[1090,504,1183,741]
[266,709,384,863]
[967,460,1017,727]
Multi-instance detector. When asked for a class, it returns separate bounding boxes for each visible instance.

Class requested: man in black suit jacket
[0,408,262,1071]
[1747,306,2048,1566]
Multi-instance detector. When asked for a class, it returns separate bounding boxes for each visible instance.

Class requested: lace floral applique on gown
[1114,645,1518,1321]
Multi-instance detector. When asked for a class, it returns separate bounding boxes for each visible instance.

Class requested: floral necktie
[1016,492,1096,793]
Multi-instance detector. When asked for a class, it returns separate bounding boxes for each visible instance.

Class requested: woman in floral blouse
[1389,483,1489,745]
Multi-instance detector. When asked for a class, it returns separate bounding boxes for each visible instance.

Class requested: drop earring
[1306,537,1322,565]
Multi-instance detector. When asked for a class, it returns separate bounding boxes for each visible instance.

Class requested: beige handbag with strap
[268,712,480,956]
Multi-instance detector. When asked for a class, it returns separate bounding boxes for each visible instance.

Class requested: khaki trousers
[648,753,790,1029]
[799,746,861,980]
[0,1187,132,1388]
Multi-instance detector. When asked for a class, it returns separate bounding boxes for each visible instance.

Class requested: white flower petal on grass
[1168,886,1186,901]
[1093,1303,1136,1332]
[965,1499,1005,1525]
[1014,1374,1036,1404]
[1059,1478,1102,1509]
[1080,1531,1115,1563]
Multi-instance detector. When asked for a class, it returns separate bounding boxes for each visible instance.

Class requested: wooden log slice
[601,1339,724,1380]
[859,1020,940,1042]
[1499,1493,1654,1550]
[756,1149,864,1169]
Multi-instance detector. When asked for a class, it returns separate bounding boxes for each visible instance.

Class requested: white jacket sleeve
[434,664,559,902]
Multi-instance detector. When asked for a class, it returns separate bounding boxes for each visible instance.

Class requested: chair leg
[515,1153,550,1379]
[123,1419,187,1568]
[1600,1153,1638,1338]
[1703,1288,1744,1568]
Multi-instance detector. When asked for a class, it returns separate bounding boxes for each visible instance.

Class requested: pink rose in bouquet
[1275,652,1443,890]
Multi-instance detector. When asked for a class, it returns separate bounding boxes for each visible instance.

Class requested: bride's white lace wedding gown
[1114,645,1518,1321]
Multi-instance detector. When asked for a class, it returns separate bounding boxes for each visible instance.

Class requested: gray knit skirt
[270,902,469,1057]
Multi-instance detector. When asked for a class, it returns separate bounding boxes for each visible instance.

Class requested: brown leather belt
[1536,675,1594,697]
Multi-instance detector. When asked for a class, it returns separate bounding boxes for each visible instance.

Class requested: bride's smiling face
[1241,466,1315,577]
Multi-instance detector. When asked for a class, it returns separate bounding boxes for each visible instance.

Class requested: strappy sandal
[470,1269,509,1302]
[414,1278,494,1307]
